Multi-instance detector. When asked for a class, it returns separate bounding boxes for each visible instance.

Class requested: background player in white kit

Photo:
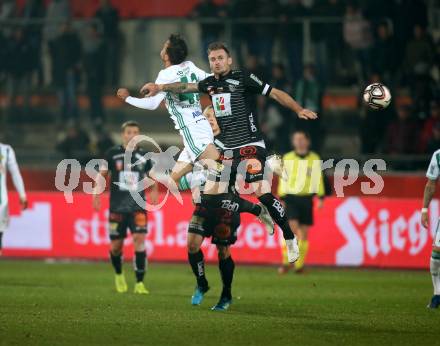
[421,149,440,308]
[0,142,27,256]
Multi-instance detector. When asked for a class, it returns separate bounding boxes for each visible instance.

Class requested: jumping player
[141,41,317,263]
[117,34,274,235]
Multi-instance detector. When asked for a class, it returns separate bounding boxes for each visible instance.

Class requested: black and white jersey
[198,69,272,148]
[105,145,152,213]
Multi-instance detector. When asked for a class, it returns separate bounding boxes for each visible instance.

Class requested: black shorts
[108,211,148,240]
[210,145,269,184]
[282,195,314,226]
[188,205,239,246]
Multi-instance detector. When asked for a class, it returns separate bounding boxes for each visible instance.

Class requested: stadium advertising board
[3,193,435,268]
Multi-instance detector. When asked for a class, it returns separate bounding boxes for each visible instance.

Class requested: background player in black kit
[93,121,158,294]
[142,42,317,264]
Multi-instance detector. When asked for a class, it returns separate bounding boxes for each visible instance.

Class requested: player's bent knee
[217,246,230,260]
[132,234,146,251]
[187,241,201,254]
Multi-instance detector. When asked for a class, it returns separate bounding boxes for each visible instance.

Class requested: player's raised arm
[140,82,200,96]
[117,88,164,110]
[269,88,318,120]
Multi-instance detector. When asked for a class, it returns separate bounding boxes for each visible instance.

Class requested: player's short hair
[292,129,310,140]
[166,34,188,65]
[207,42,230,56]
[121,120,140,132]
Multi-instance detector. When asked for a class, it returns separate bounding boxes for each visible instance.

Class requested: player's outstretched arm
[117,88,164,110]
[421,179,437,228]
[269,88,318,120]
[140,82,199,96]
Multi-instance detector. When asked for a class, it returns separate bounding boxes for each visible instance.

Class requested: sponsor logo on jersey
[249,113,258,132]
[212,93,232,117]
[250,74,263,86]
[226,79,240,86]
[216,97,226,111]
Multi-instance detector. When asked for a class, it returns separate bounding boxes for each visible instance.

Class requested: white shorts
[178,118,213,163]
[0,204,9,232]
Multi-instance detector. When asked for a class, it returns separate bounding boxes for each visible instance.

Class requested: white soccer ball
[363,83,392,110]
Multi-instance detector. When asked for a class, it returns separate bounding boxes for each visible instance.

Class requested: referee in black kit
[141,41,317,264]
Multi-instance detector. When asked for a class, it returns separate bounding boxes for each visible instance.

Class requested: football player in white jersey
[117,34,274,235]
[117,34,215,183]
[0,143,27,256]
[421,149,440,308]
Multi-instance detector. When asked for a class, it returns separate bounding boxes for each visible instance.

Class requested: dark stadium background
[0,0,439,265]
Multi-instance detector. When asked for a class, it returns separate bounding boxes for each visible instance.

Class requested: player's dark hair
[207,42,230,56]
[292,129,310,140]
[121,120,140,132]
[166,34,188,65]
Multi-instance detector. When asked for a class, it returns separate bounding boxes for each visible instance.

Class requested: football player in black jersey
[141,42,317,264]
[181,106,238,311]
[182,106,285,311]
[93,121,158,294]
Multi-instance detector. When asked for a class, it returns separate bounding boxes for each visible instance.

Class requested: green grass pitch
[0,260,438,345]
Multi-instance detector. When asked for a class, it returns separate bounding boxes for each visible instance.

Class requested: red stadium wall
[15,0,226,18]
[2,192,436,269]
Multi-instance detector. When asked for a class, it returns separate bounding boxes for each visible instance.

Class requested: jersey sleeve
[243,70,272,96]
[6,146,26,199]
[426,152,440,180]
[191,62,211,81]
[197,77,211,94]
[125,94,164,110]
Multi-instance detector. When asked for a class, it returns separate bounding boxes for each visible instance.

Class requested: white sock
[430,252,440,295]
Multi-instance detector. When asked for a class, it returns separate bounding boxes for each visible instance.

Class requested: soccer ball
[363,83,392,110]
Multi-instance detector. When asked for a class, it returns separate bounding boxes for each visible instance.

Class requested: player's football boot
[191,286,209,305]
[114,273,128,293]
[258,203,275,236]
[134,282,149,295]
[285,238,300,263]
[427,295,440,309]
[211,297,232,311]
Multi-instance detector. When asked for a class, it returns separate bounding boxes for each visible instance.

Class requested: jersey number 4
[179,73,200,104]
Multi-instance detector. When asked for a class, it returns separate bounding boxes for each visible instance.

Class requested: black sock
[202,193,261,216]
[258,193,294,240]
[134,251,147,282]
[0,232,3,250]
[188,250,209,290]
[109,251,122,274]
[219,256,235,300]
